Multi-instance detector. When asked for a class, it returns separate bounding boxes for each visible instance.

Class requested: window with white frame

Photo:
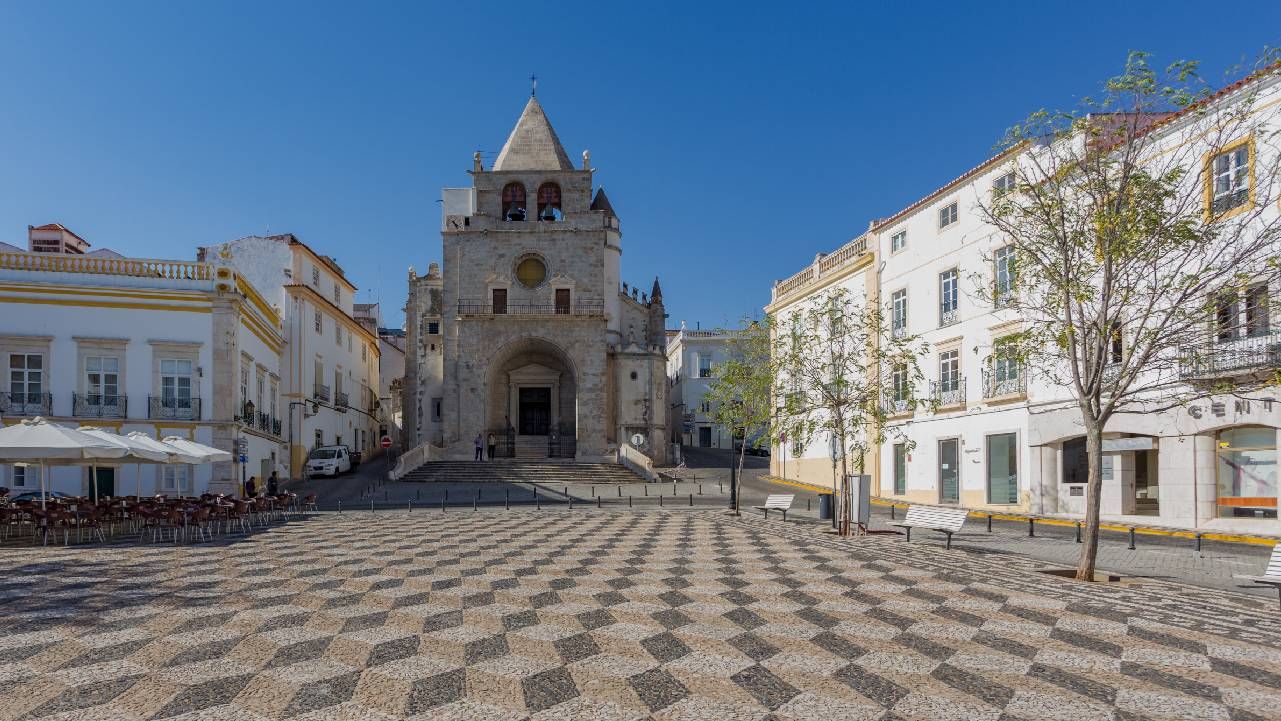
[85,356,119,405]
[270,379,278,419]
[160,359,193,410]
[891,289,908,337]
[333,282,341,305]
[939,350,960,392]
[993,172,1015,197]
[1210,143,1250,215]
[240,366,249,409]
[9,353,43,404]
[314,309,322,334]
[256,372,265,414]
[11,463,37,488]
[361,343,367,362]
[938,201,958,228]
[890,230,906,253]
[1215,284,1270,341]
[698,354,712,378]
[994,245,1015,305]
[335,323,342,347]
[700,400,711,413]
[939,269,958,325]
[892,363,910,402]
[161,464,191,493]
[314,429,323,448]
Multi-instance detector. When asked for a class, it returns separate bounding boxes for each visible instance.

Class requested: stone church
[404,96,669,464]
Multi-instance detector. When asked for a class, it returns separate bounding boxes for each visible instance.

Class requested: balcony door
[555,289,571,315]
[939,438,959,504]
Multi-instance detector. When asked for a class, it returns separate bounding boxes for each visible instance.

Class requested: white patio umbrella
[161,437,233,496]
[127,432,203,498]
[0,418,129,509]
[76,427,171,503]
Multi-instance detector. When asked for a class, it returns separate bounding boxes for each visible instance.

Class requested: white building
[1,224,286,497]
[666,327,737,449]
[771,68,1281,534]
[199,235,381,476]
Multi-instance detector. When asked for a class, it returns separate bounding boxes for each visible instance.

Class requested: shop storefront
[1215,426,1278,519]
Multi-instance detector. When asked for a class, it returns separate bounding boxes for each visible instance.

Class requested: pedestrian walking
[245,476,258,499]
[474,433,484,461]
[267,472,279,497]
[487,433,496,460]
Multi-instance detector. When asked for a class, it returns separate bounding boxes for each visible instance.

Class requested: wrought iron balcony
[257,411,271,432]
[982,367,1026,399]
[891,324,907,339]
[148,396,200,420]
[73,393,126,418]
[272,418,282,437]
[880,389,912,415]
[0,391,52,417]
[457,298,605,316]
[313,383,330,402]
[930,377,965,407]
[939,304,959,328]
[335,391,350,409]
[1179,330,1281,380]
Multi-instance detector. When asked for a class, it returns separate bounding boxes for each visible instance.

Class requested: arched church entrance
[486,337,577,458]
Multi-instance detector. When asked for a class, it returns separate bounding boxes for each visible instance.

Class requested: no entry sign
[380,436,393,449]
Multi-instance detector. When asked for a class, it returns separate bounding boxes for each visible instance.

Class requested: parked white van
[306,446,352,478]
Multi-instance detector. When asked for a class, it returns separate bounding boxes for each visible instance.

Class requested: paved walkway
[1,509,1279,720]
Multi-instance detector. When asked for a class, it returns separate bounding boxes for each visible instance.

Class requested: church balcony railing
[457,298,605,316]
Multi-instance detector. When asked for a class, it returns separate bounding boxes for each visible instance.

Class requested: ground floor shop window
[1216,426,1277,519]
[939,439,959,503]
[987,433,1018,504]
[1062,436,1087,484]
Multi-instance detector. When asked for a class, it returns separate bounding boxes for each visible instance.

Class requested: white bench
[1236,542,1281,610]
[754,494,795,521]
[892,505,969,549]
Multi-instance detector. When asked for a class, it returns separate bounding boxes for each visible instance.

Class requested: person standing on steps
[474,433,484,461]
[487,433,496,461]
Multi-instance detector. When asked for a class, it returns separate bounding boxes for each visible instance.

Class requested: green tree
[704,319,774,514]
[974,52,1281,580]
[773,287,928,536]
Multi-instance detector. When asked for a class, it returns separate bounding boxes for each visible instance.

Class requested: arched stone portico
[485,336,578,442]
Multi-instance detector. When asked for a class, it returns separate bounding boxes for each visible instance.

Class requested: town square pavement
[1,509,1279,720]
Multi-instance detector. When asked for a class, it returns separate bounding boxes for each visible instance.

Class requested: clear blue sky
[1,2,1277,328]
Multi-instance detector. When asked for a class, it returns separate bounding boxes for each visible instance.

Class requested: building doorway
[699,426,712,447]
[939,438,959,504]
[91,467,115,498]
[1134,449,1159,515]
[518,387,551,435]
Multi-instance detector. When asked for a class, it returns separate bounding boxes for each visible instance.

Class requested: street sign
[234,437,248,455]
[238,454,247,464]
[380,435,393,449]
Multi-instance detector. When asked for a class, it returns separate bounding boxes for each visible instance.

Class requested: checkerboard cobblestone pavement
[2,509,1280,720]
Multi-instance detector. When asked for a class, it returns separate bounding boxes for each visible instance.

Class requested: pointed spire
[651,276,663,302]
[590,187,617,219]
[492,97,574,171]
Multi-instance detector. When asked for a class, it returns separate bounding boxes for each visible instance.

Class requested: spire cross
[530,73,538,97]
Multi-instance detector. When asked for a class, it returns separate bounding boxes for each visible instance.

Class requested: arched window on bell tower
[537,182,562,222]
[502,183,527,221]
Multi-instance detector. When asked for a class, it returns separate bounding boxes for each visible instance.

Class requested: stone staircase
[399,461,646,485]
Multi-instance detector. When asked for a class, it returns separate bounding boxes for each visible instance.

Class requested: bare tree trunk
[1075,418,1104,580]
[838,431,850,537]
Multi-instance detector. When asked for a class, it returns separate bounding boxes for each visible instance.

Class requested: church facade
[404,96,669,464]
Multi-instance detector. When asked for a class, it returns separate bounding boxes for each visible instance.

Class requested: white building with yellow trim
[0,224,286,497]
[199,234,381,477]
[770,67,1281,534]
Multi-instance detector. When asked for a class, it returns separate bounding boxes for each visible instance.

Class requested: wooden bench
[1236,542,1281,610]
[754,494,795,521]
[892,505,969,549]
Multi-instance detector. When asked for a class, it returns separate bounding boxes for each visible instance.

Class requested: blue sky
[1,2,1277,328]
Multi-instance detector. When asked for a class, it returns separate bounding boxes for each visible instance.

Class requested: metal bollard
[408,500,413,514]
[474,490,479,511]
[673,482,677,496]
[807,498,811,511]
[1075,522,1081,543]
[987,514,992,533]
[506,489,510,510]
[591,485,595,497]
[1195,533,1203,552]
[891,505,896,520]
[644,486,648,496]
[1028,518,1035,537]
[719,482,723,493]
[370,498,375,515]
[536,493,541,510]
[699,484,703,495]
[337,500,342,514]
[617,486,621,497]
[563,486,567,498]
[660,494,663,507]
[689,493,693,506]
[1128,527,1136,550]
[597,495,602,508]
[569,495,574,510]
[441,495,446,512]
[629,495,633,508]
[445,488,449,502]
